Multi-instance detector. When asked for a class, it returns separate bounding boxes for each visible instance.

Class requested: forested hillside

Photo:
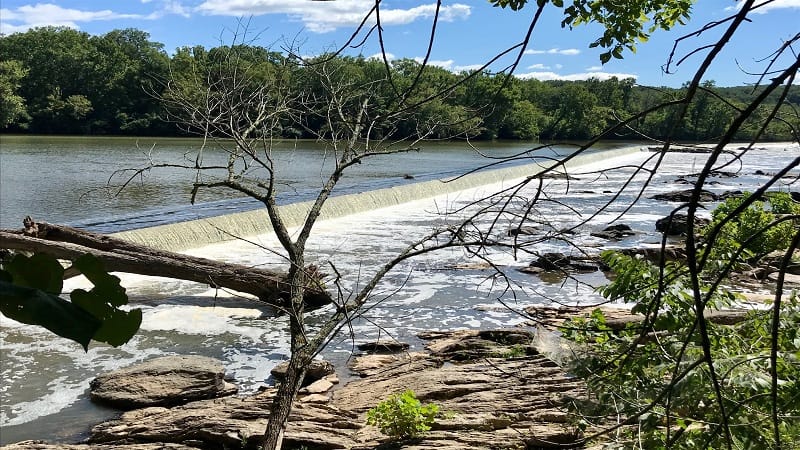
[1,26,797,141]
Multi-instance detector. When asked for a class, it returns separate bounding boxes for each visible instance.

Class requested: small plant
[366,389,439,438]
[500,344,528,358]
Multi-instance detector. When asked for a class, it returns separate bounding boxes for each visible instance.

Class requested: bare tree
[448,1,800,448]
[146,21,485,448]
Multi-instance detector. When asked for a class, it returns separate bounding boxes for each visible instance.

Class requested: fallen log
[0,220,331,310]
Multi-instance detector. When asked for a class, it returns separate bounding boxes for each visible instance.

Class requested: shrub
[366,389,439,438]
[705,191,799,264]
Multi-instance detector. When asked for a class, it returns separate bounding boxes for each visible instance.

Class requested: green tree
[0,59,29,128]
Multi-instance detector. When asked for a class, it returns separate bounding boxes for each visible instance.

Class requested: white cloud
[412,57,454,70]
[196,1,471,33]
[453,63,486,72]
[517,71,637,81]
[0,2,191,34]
[726,0,800,13]
[585,65,603,71]
[524,48,581,56]
[0,3,144,34]
[368,51,396,61]
[527,63,550,70]
[554,63,563,69]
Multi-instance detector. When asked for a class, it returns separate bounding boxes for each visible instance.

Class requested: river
[0,136,797,444]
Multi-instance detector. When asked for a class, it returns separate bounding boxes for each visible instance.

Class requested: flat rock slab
[1,442,196,450]
[89,355,237,409]
[81,329,590,449]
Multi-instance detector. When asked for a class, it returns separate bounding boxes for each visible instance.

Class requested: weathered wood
[0,222,330,309]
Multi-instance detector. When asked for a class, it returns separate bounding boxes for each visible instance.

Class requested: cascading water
[1,142,797,444]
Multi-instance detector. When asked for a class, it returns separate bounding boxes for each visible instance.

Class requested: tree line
[1,26,797,141]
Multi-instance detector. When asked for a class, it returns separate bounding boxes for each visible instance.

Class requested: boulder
[655,213,710,236]
[89,355,237,409]
[270,359,334,387]
[522,252,601,274]
[590,224,635,240]
[356,339,410,353]
[651,189,718,203]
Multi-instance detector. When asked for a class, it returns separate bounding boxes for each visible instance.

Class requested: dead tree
[0,220,330,309]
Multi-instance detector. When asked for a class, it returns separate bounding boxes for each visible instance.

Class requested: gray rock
[270,359,334,386]
[88,329,590,449]
[655,213,710,236]
[356,339,410,353]
[2,441,197,449]
[651,189,718,203]
[89,355,237,409]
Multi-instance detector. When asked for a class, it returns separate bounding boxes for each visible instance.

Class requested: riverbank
[2,143,797,444]
[2,327,597,449]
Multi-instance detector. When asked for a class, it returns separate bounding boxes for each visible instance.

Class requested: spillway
[111,146,641,251]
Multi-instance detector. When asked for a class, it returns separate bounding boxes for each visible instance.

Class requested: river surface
[0,136,797,444]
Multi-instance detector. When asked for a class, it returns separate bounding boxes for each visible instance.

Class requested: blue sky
[1,1,798,87]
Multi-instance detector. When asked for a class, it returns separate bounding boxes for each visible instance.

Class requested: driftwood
[0,220,330,309]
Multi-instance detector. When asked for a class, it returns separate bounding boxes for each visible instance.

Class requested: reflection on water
[1,135,603,232]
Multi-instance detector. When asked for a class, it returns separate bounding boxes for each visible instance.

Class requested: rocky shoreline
[4,328,602,450]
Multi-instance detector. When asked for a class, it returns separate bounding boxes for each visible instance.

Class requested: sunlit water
[0,139,797,444]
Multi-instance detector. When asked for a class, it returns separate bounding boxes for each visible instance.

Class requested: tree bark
[0,222,330,309]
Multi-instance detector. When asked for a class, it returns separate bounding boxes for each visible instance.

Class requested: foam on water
[2,144,797,442]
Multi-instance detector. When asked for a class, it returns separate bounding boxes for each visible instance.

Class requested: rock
[299,393,330,403]
[651,189,718,203]
[348,352,428,377]
[767,272,800,285]
[507,226,539,237]
[300,379,334,394]
[89,390,360,450]
[271,359,334,386]
[655,213,710,236]
[591,224,635,240]
[84,329,596,450]
[523,252,601,274]
[356,339,410,353]
[421,329,536,360]
[89,356,237,409]
[619,245,685,262]
[1,442,196,450]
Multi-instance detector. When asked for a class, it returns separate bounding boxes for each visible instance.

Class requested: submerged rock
[89,355,237,409]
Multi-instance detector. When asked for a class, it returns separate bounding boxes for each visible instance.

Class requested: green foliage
[366,389,440,438]
[705,192,800,264]
[0,59,29,128]
[0,25,797,141]
[489,0,694,63]
[560,248,800,447]
[0,253,141,350]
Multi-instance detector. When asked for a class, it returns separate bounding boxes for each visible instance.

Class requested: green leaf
[70,288,141,347]
[0,279,100,350]
[5,253,64,294]
[71,254,127,307]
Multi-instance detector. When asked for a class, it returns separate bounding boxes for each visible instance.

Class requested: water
[0,135,622,233]
[0,137,797,444]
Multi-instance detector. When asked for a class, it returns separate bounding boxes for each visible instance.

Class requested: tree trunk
[0,222,330,309]
[261,347,310,450]
[261,262,311,450]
